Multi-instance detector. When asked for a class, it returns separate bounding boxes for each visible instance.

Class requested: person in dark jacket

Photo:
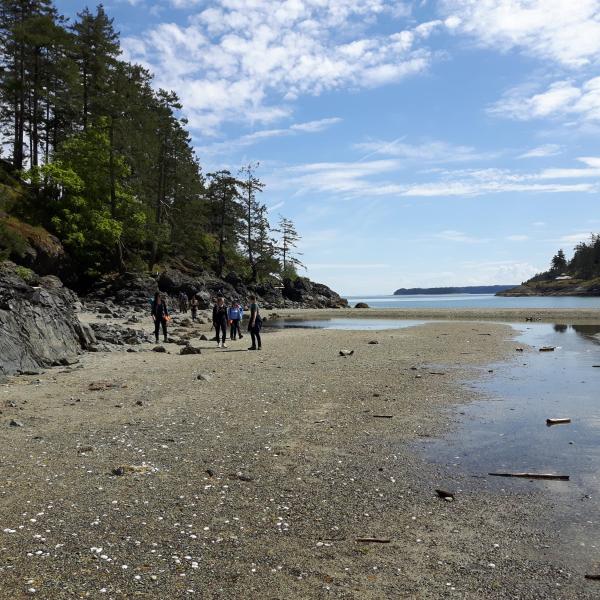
[247,295,262,350]
[213,296,229,348]
[151,292,169,343]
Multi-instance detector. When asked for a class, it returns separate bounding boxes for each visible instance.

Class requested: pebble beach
[1,312,599,599]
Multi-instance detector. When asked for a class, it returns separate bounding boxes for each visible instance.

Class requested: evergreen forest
[0,1,303,288]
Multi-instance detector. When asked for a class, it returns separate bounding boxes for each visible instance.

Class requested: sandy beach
[273,307,600,324]
[1,314,599,599]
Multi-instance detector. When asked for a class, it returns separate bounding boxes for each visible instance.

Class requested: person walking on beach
[190,294,199,321]
[228,302,244,340]
[151,291,169,344]
[178,291,189,313]
[247,295,262,351]
[213,296,229,348]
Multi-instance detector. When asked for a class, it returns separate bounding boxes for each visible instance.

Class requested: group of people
[211,296,262,350]
[150,291,262,350]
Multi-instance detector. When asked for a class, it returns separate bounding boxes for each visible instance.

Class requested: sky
[55,0,600,295]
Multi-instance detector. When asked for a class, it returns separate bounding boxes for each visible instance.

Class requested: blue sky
[56,0,600,294]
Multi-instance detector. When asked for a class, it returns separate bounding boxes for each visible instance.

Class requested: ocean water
[345,294,600,310]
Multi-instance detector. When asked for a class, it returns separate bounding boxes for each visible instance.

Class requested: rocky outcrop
[497,278,600,296]
[281,277,347,308]
[87,266,347,310]
[0,262,94,379]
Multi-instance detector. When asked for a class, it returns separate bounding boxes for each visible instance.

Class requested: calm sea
[344,294,600,310]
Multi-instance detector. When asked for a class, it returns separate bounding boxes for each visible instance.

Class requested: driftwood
[585,574,600,581]
[539,346,556,352]
[355,538,391,544]
[372,415,393,419]
[489,472,569,481]
[546,418,571,426]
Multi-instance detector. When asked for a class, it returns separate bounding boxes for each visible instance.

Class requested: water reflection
[551,323,600,344]
[420,322,600,570]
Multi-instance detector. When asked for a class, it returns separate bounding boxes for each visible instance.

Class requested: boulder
[0,262,86,378]
[355,302,369,309]
[180,344,202,355]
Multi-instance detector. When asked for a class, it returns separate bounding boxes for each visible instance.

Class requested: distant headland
[393,285,516,296]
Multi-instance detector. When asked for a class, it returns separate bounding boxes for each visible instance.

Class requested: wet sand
[0,317,598,598]
[275,306,600,324]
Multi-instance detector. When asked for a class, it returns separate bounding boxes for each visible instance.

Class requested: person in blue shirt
[228,302,244,340]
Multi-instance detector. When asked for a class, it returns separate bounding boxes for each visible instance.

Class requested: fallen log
[546,418,571,426]
[489,472,569,481]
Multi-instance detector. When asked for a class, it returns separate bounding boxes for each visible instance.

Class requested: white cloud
[506,235,529,241]
[434,230,489,243]
[518,144,562,159]
[458,260,541,285]
[285,159,599,198]
[197,117,341,156]
[489,78,600,123]
[307,263,390,269]
[558,232,595,244]
[442,0,600,68]
[122,1,441,134]
[354,138,492,162]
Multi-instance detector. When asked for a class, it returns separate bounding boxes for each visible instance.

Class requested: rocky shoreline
[497,278,600,297]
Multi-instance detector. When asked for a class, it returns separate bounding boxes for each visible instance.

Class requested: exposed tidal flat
[1,312,599,598]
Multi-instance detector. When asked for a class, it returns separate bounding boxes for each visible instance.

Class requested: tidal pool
[420,322,600,568]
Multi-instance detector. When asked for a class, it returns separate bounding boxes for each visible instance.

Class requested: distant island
[498,235,600,297]
[394,285,516,295]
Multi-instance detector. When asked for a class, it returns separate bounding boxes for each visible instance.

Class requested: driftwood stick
[372,415,393,419]
[546,418,571,426]
[355,537,391,544]
[489,472,569,481]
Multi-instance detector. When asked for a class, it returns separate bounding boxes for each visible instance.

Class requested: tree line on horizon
[0,0,304,286]
[530,235,600,283]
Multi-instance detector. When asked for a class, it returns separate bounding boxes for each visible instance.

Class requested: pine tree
[72,5,120,130]
[204,170,243,277]
[238,162,265,283]
[274,215,304,277]
[550,249,567,273]
[0,0,58,169]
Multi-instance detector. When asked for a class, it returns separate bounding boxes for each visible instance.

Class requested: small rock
[77,445,94,454]
[197,373,213,382]
[9,419,24,427]
[199,334,208,341]
[368,340,379,345]
[153,346,167,353]
[180,345,202,355]
[339,349,354,357]
[135,400,144,406]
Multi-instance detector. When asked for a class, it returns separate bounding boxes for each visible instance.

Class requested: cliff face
[0,263,94,379]
[497,278,600,296]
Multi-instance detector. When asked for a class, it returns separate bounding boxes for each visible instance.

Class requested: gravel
[0,316,597,598]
